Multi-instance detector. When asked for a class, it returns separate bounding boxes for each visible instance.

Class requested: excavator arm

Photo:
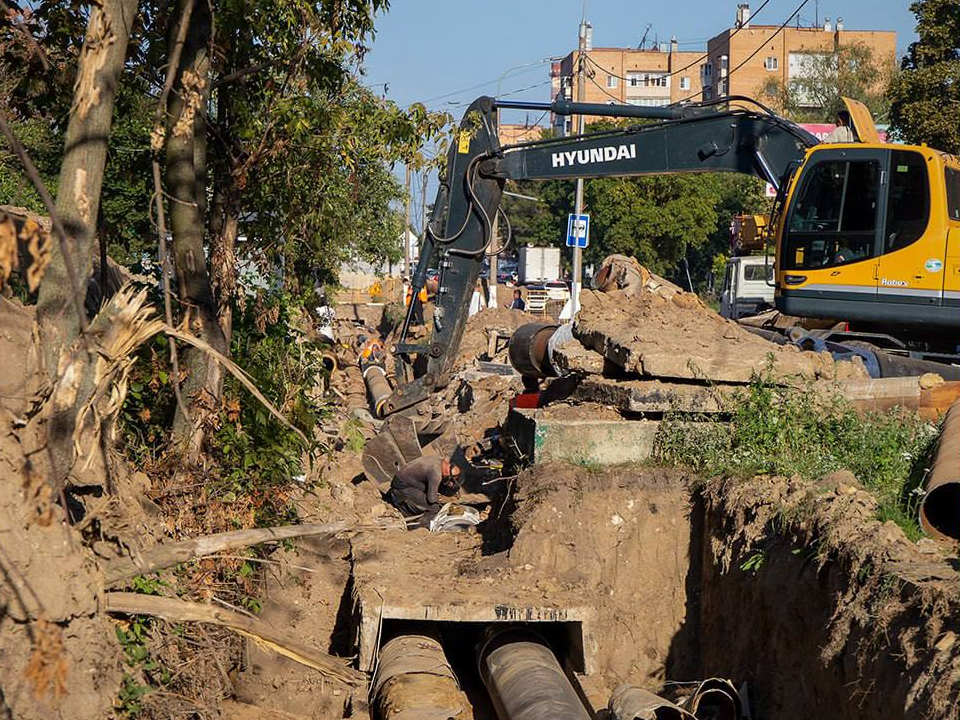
[361,95,815,484]
[386,95,815,414]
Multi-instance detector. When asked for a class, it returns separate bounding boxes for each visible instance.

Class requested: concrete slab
[503,407,663,466]
[350,531,597,674]
[573,376,736,414]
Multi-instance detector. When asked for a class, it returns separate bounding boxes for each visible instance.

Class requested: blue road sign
[566,213,589,248]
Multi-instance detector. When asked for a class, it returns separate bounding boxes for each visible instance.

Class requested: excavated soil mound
[574,288,868,383]
[455,307,541,370]
[504,462,959,720]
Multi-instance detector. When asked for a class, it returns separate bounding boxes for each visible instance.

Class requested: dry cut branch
[104,592,366,686]
[104,519,400,583]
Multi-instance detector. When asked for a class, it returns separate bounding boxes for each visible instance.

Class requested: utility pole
[419,171,428,240]
[570,18,590,316]
[403,165,412,278]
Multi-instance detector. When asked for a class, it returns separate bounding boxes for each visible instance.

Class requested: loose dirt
[574,287,868,383]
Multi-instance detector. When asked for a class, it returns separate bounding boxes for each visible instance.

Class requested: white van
[719,256,775,320]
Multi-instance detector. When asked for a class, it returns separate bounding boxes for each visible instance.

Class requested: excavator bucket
[361,412,457,488]
[841,96,881,144]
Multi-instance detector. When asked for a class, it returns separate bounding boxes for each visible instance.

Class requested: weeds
[654,373,939,537]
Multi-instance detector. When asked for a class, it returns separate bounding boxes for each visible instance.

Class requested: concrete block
[504,407,663,466]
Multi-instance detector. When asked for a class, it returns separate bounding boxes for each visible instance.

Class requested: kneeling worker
[388,455,462,526]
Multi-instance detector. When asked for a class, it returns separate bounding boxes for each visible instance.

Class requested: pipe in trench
[608,685,694,720]
[610,679,741,720]
[920,398,960,541]
[371,628,469,720]
[362,362,393,418]
[478,628,591,720]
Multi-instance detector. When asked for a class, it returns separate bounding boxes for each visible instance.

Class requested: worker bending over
[388,455,462,526]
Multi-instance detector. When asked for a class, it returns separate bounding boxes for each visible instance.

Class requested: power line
[434,79,552,112]
[584,0,775,84]
[420,60,552,104]
[673,0,812,105]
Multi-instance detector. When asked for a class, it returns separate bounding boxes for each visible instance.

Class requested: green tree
[760,42,897,123]
[889,0,960,153]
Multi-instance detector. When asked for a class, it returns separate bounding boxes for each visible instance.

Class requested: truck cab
[720,256,775,320]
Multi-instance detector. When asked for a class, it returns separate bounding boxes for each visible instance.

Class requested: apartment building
[553,39,704,133]
[551,3,896,129]
[498,121,549,147]
[701,4,897,103]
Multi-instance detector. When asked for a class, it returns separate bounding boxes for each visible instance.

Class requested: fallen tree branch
[104,519,399,584]
[104,592,366,686]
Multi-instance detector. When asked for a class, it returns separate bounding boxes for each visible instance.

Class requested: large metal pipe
[608,685,694,720]
[681,679,742,720]
[478,628,591,720]
[508,323,559,378]
[920,398,960,541]
[371,628,469,720]
[507,323,575,379]
[362,362,393,418]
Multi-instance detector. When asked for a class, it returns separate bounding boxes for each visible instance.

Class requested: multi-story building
[553,38,704,133]
[498,121,549,147]
[551,3,896,129]
[701,4,897,104]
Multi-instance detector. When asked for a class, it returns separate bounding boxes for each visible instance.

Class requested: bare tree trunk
[34,0,139,484]
[166,0,225,461]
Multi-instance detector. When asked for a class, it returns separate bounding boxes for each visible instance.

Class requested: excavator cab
[774,124,960,346]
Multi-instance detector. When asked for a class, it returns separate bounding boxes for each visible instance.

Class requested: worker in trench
[386,453,464,528]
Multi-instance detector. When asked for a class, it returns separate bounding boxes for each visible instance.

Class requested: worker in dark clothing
[509,288,525,311]
[388,455,462,526]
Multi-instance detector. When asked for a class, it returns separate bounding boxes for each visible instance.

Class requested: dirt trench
[505,464,958,720]
[236,460,958,720]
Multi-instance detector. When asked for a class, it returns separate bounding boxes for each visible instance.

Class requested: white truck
[518,245,561,285]
[719,255,775,320]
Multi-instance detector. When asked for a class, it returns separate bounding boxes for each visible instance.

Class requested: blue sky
[361,0,919,226]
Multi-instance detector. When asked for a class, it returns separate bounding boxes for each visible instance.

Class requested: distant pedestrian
[509,288,525,311]
[468,280,487,316]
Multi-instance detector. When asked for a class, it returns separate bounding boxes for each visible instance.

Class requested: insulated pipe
[478,628,591,720]
[508,323,559,378]
[362,362,393,418]
[682,679,742,720]
[371,628,469,720]
[608,685,694,720]
[920,398,960,541]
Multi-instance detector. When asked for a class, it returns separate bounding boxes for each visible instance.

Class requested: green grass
[654,374,939,538]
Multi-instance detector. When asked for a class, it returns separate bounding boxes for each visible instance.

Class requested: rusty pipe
[320,350,338,373]
[371,628,468,720]
[920,398,960,541]
[507,323,575,379]
[508,323,559,378]
[609,685,694,720]
[478,628,591,720]
[362,362,393,418]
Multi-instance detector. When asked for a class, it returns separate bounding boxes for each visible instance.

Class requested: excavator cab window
[785,157,882,270]
[945,167,960,222]
[885,149,930,252]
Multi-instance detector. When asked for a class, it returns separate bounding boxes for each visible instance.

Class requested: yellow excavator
[361,94,959,482]
[771,99,960,359]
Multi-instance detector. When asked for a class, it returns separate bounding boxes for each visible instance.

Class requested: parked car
[544,280,570,302]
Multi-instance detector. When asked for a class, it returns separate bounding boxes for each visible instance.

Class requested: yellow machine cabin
[774,100,960,353]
